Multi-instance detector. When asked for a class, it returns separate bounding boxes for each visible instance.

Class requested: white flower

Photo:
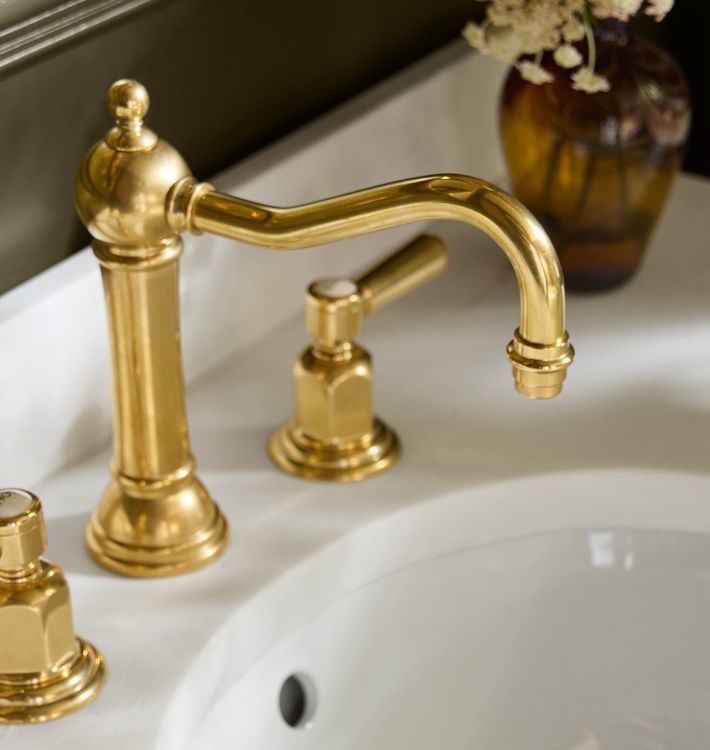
[571,67,611,93]
[589,0,643,21]
[462,21,487,52]
[517,61,555,85]
[487,3,515,27]
[461,0,673,93]
[561,16,586,42]
[554,43,583,68]
[486,26,523,64]
[645,0,674,20]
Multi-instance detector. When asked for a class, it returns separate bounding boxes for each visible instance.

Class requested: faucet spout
[172,174,574,398]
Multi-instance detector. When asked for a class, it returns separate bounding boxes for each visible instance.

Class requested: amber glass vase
[500,22,690,291]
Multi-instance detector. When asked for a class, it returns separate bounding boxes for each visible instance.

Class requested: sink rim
[157,467,710,749]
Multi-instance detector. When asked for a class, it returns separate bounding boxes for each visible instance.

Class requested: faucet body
[75,80,573,577]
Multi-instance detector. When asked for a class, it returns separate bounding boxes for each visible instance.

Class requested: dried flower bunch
[463,0,675,93]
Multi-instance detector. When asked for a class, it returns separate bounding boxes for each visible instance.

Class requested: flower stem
[584,12,597,71]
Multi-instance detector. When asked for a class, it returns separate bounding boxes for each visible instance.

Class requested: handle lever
[305,234,449,348]
[356,234,449,316]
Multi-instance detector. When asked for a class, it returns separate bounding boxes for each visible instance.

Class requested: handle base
[269,418,399,482]
[0,638,106,724]
[85,475,228,578]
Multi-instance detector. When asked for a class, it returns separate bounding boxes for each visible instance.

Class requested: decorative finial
[108,79,150,125]
[105,79,157,152]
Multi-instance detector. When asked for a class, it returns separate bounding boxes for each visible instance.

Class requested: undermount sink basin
[159,469,710,750]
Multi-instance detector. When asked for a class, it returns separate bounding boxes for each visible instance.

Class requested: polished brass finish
[188,177,574,396]
[75,81,573,557]
[0,490,106,723]
[75,80,227,578]
[270,235,449,481]
[357,233,449,315]
[187,178,573,394]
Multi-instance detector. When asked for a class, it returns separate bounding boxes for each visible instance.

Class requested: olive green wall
[0,0,474,293]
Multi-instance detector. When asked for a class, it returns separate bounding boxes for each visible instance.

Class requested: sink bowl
[159,469,710,749]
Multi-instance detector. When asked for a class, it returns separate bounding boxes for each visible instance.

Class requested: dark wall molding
[0,0,160,74]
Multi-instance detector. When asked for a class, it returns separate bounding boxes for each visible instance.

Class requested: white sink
[159,469,710,749]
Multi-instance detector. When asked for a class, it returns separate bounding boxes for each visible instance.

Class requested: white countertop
[2,169,706,749]
[2,42,709,750]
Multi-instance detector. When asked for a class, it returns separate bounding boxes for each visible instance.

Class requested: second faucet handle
[305,234,449,349]
[0,490,106,723]
[270,234,449,482]
[357,233,449,315]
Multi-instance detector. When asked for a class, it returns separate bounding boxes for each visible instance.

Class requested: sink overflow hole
[279,673,315,728]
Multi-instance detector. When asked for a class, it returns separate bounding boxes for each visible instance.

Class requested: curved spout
[175,174,574,398]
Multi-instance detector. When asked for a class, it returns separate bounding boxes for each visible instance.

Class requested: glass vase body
[500,24,691,292]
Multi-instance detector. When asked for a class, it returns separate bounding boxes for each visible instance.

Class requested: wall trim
[0,0,159,73]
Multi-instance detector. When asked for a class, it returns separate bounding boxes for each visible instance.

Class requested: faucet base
[85,475,228,578]
[269,418,400,482]
[0,637,106,724]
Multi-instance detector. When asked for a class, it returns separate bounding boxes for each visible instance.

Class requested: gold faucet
[75,80,574,577]
[0,489,106,723]
[270,234,449,481]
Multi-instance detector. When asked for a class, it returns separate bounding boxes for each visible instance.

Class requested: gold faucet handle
[356,234,449,315]
[305,234,449,348]
[305,278,363,348]
[0,488,107,724]
[0,489,46,572]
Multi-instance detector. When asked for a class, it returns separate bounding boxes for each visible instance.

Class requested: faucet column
[95,240,189,484]
[74,81,227,577]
